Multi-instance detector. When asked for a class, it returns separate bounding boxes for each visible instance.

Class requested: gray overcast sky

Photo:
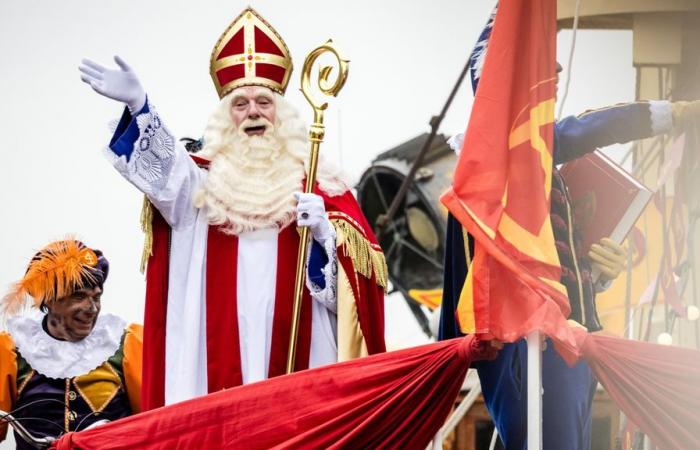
[0,1,634,347]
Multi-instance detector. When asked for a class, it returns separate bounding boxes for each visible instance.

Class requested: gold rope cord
[139,196,154,273]
[331,218,388,290]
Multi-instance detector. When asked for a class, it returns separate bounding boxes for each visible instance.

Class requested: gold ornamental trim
[139,196,153,274]
[331,217,388,290]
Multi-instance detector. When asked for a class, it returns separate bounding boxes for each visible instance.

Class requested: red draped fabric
[46,331,700,450]
[141,211,169,411]
[52,336,495,450]
[580,332,700,450]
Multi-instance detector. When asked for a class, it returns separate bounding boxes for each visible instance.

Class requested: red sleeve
[320,188,386,354]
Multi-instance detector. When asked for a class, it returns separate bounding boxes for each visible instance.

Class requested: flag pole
[527,330,543,450]
[286,40,349,374]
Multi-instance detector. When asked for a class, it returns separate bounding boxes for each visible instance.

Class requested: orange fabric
[0,332,17,442]
[2,240,98,314]
[122,324,143,414]
[438,0,582,355]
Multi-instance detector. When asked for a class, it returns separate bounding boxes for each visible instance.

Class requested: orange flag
[440,0,579,354]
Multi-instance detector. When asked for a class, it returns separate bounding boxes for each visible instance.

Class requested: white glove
[295,193,334,246]
[79,56,147,114]
[588,238,627,283]
[447,133,464,156]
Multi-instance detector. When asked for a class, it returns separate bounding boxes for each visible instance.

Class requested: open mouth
[244,125,267,136]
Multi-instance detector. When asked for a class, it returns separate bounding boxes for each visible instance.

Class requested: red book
[559,150,652,255]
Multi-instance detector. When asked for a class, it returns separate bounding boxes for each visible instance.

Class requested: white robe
[107,103,338,404]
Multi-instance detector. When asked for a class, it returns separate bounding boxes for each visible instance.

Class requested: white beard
[192,91,350,235]
[193,131,305,235]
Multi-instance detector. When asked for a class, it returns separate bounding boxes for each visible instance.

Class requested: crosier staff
[287,40,349,374]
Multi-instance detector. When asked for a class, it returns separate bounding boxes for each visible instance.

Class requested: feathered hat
[209,7,293,98]
[2,239,109,315]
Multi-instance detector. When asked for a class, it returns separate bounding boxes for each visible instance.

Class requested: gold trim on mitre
[209,7,293,98]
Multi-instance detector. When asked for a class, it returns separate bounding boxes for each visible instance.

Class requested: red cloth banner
[47,331,700,450]
[580,332,700,450]
[51,336,495,450]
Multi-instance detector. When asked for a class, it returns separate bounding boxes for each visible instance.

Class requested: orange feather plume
[2,240,98,315]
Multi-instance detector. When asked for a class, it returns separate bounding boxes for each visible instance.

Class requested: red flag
[440,0,578,353]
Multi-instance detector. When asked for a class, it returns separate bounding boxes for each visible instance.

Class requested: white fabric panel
[165,213,210,405]
[237,228,278,384]
[152,142,206,229]
[309,300,338,368]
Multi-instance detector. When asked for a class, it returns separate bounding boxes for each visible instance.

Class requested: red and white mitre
[209,7,293,98]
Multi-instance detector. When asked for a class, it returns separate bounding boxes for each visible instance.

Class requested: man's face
[229,86,276,136]
[46,286,102,342]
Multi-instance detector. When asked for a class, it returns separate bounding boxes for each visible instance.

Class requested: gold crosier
[286,40,349,374]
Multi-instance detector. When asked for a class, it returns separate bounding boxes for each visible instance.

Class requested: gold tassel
[331,219,388,290]
[140,196,154,274]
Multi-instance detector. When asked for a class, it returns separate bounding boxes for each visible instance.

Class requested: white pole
[489,427,499,450]
[527,330,543,450]
[430,371,481,450]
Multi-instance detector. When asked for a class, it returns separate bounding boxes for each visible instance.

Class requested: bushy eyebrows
[231,90,274,105]
[231,95,249,104]
[256,93,273,102]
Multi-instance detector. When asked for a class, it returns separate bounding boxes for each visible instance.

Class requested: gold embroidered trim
[16,369,34,396]
[64,379,70,432]
[331,218,388,289]
[140,196,154,274]
[328,212,382,251]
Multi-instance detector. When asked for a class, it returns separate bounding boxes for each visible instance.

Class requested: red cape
[141,157,386,410]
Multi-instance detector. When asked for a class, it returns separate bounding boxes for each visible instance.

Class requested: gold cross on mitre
[209,7,293,98]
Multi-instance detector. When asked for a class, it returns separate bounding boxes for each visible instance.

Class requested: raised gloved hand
[295,193,334,246]
[79,56,146,114]
[588,238,627,282]
[671,100,700,129]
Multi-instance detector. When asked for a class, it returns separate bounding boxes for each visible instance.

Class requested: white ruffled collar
[7,313,126,379]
